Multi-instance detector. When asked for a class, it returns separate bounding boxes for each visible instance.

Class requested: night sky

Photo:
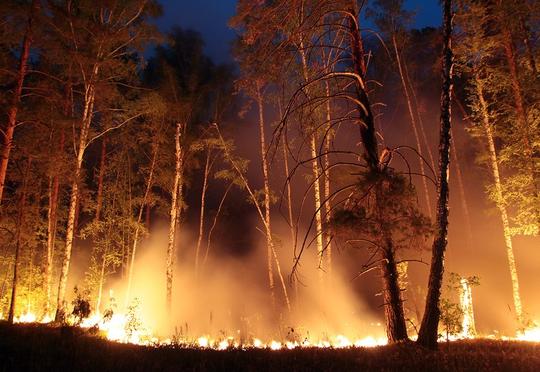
[156,1,442,64]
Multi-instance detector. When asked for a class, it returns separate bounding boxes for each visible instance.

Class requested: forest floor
[1,321,540,371]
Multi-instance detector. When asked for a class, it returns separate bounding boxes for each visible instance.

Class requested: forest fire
[1,0,539,370]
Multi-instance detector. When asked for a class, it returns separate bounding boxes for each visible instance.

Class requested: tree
[417,0,454,349]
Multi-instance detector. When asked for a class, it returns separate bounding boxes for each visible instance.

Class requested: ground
[1,322,540,371]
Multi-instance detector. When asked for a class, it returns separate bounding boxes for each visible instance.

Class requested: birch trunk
[417,0,453,348]
[166,123,184,313]
[95,138,107,222]
[0,0,38,207]
[45,128,65,318]
[298,40,326,282]
[195,150,211,274]
[255,83,275,304]
[7,157,32,323]
[55,76,97,322]
[476,76,523,324]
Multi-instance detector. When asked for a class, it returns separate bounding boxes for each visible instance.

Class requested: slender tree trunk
[7,157,32,323]
[417,0,453,349]
[323,81,333,276]
[195,149,211,274]
[476,76,523,324]
[203,182,233,266]
[166,123,184,313]
[392,34,433,219]
[403,62,436,172]
[95,138,107,222]
[348,9,408,342]
[215,123,290,312]
[45,128,65,318]
[55,76,97,322]
[125,143,158,306]
[0,0,38,208]
[255,83,275,304]
[298,40,326,282]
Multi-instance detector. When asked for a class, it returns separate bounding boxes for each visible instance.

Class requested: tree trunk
[476,76,523,324]
[0,0,38,208]
[195,149,211,274]
[95,138,107,222]
[348,8,408,342]
[323,81,333,276]
[55,76,97,322]
[298,40,326,283]
[392,34,433,219]
[166,123,184,313]
[45,128,65,318]
[255,83,275,305]
[125,143,158,307]
[7,157,32,323]
[417,0,453,349]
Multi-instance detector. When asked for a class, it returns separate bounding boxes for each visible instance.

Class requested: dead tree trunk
[0,0,38,208]
[166,123,184,313]
[417,0,454,349]
[7,157,32,323]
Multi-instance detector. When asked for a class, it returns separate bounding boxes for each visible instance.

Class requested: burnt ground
[1,322,540,371]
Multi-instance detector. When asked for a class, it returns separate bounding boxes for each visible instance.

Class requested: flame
[6,308,540,348]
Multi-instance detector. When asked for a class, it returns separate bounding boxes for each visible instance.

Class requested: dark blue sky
[156,1,442,64]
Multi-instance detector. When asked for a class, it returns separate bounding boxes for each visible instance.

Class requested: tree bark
[7,157,32,323]
[44,127,65,318]
[195,149,211,274]
[348,8,408,342]
[255,83,275,305]
[417,0,454,349]
[166,123,184,313]
[55,71,97,322]
[0,0,38,208]
[476,75,523,324]
[95,138,107,222]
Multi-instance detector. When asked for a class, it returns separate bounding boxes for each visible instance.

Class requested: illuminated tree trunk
[166,123,184,313]
[392,34,432,219]
[476,76,523,324]
[323,81,333,275]
[417,0,453,349]
[7,157,32,323]
[45,128,65,318]
[55,74,97,322]
[348,9,408,342]
[298,42,325,282]
[95,138,107,222]
[125,143,158,307]
[255,83,276,304]
[500,24,539,225]
[195,149,211,274]
[0,0,38,207]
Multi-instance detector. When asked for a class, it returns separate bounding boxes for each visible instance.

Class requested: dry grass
[1,321,540,371]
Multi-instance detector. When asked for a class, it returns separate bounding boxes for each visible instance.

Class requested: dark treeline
[0,0,538,350]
